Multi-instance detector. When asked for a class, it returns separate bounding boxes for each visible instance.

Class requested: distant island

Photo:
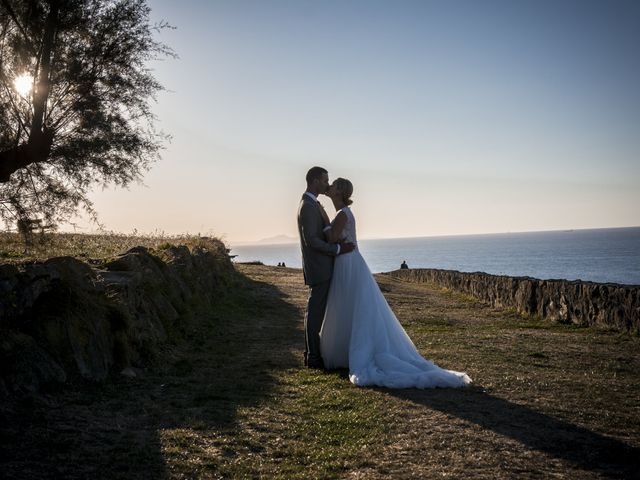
[235,234,298,246]
[256,234,297,245]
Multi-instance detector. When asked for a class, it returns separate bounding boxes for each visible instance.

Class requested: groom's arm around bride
[297,166,354,368]
[297,171,354,286]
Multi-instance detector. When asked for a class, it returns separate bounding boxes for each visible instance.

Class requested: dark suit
[297,193,339,365]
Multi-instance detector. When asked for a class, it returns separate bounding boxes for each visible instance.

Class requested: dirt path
[1,264,638,479]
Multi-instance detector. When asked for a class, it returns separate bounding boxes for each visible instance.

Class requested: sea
[230,227,640,286]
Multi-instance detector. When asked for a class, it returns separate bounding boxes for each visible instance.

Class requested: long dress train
[320,207,471,389]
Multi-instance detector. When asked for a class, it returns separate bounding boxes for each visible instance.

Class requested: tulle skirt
[320,249,471,389]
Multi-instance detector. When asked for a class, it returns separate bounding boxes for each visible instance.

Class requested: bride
[319,178,471,389]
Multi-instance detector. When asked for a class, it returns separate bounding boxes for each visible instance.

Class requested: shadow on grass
[0,270,302,479]
[384,387,639,478]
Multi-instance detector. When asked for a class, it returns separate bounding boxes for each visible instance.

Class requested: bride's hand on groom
[338,241,355,254]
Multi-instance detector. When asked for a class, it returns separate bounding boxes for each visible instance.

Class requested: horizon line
[232,224,640,247]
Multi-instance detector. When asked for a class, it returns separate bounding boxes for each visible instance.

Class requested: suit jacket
[297,193,339,286]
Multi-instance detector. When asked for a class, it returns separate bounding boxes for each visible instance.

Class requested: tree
[0,0,174,231]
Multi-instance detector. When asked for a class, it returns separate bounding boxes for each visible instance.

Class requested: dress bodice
[339,207,357,246]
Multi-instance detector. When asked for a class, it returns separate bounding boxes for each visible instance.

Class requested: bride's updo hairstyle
[334,178,354,206]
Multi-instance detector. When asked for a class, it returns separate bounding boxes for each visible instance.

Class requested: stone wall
[388,269,639,333]
[0,239,233,395]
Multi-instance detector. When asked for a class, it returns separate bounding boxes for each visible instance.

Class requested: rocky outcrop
[0,240,233,395]
[388,269,640,333]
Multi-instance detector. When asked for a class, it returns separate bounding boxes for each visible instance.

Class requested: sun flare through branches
[13,73,34,97]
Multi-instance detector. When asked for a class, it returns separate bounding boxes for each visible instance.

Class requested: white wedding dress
[320,207,471,389]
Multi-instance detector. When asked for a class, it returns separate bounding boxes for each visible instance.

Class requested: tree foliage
[0,0,174,230]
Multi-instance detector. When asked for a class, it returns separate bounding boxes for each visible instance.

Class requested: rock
[120,367,137,378]
[0,378,8,397]
[0,332,67,393]
[390,269,639,333]
[0,238,233,395]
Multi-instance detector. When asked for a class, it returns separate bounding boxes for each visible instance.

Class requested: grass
[1,263,639,479]
[0,231,223,262]
[0,265,389,479]
[208,370,388,478]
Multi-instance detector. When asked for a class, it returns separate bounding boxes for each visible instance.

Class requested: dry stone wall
[388,269,639,333]
[0,240,233,395]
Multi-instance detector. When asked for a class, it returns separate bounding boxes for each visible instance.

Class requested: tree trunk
[0,129,55,182]
[30,0,59,141]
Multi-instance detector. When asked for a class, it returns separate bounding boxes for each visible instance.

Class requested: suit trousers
[304,279,331,364]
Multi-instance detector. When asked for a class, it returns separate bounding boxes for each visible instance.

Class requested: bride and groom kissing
[297,166,471,389]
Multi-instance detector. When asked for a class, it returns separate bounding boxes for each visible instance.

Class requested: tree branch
[0,0,39,57]
[0,128,54,182]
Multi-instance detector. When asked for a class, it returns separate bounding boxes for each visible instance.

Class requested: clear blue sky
[75,0,640,242]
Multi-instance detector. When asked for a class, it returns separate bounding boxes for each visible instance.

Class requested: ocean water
[230,227,640,286]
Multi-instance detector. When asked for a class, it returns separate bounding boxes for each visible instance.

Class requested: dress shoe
[307,358,324,369]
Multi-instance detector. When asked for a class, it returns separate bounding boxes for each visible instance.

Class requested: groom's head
[306,166,329,196]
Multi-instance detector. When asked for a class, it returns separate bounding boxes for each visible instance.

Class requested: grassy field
[1,263,639,479]
[0,231,218,261]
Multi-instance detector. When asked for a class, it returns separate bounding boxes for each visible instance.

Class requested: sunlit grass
[0,231,228,262]
[2,263,638,478]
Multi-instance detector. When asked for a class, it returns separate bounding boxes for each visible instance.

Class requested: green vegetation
[1,262,638,479]
[1,0,174,229]
[0,231,220,262]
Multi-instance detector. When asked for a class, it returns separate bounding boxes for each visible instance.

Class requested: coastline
[230,227,640,285]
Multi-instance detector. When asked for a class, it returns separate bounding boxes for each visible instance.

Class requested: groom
[297,166,354,369]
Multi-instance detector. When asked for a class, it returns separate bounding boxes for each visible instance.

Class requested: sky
[68,0,640,244]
